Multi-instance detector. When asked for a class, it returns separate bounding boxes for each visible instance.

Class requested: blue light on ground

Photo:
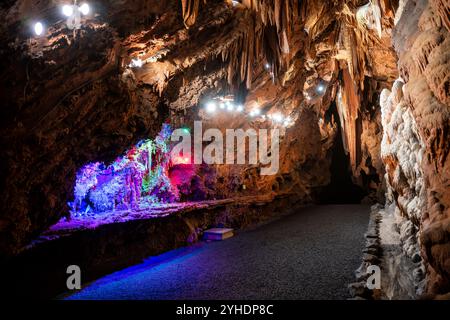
[64,244,207,300]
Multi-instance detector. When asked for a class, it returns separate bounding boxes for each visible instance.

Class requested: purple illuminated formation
[70,124,193,216]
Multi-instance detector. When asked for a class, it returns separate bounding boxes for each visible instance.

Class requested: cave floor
[63,204,369,300]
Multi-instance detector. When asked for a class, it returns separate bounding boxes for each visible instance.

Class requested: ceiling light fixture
[249,109,261,117]
[283,117,293,127]
[206,102,217,113]
[34,22,44,36]
[62,2,90,30]
[226,102,234,112]
[317,84,326,93]
[272,113,284,123]
[130,58,143,68]
[62,5,74,17]
[79,3,90,16]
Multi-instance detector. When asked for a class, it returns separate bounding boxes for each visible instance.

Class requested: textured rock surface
[381,0,450,296]
[350,204,382,299]
[0,0,399,259]
[378,204,425,299]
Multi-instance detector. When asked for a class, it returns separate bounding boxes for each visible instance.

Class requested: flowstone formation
[380,0,450,297]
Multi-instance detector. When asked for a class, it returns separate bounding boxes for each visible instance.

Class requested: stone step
[203,228,234,241]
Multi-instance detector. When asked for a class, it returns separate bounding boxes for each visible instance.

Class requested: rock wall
[380,79,427,296]
[381,0,450,296]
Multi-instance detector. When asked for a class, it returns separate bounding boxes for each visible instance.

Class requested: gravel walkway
[65,205,369,300]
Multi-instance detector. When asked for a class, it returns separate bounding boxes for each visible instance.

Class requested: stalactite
[224,0,297,87]
[336,68,361,174]
[337,2,385,91]
[181,0,202,28]
[177,0,298,89]
[356,0,382,38]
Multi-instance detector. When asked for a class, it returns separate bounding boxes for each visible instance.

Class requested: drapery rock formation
[0,0,448,298]
[381,0,450,297]
[380,79,427,297]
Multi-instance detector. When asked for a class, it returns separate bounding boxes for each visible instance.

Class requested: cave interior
[0,0,449,300]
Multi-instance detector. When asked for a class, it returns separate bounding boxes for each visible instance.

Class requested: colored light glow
[70,124,183,215]
[317,84,326,93]
[34,22,44,36]
[79,3,90,15]
[173,155,191,165]
[236,105,244,112]
[62,5,74,17]
[219,102,225,110]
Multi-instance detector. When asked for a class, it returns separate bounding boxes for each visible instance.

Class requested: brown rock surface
[382,0,450,296]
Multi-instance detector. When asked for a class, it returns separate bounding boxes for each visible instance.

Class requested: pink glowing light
[172,155,191,165]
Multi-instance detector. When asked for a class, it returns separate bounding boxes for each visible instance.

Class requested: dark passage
[65,205,369,300]
[318,103,365,204]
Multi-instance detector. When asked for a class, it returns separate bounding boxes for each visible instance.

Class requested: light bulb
[79,3,90,16]
[206,102,217,113]
[34,22,44,36]
[219,102,225,109]
[130,58,143,68]
[226,102,234,111]
[272,113,283,123]
[283,117,292,127]
[236,105,244,112]
[62,5,74,17]
[250,109,260,117]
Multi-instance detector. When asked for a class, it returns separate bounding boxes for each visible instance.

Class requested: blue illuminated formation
[69,124,190,215]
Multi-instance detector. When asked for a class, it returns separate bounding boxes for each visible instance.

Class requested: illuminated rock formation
[382,0,450,296]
